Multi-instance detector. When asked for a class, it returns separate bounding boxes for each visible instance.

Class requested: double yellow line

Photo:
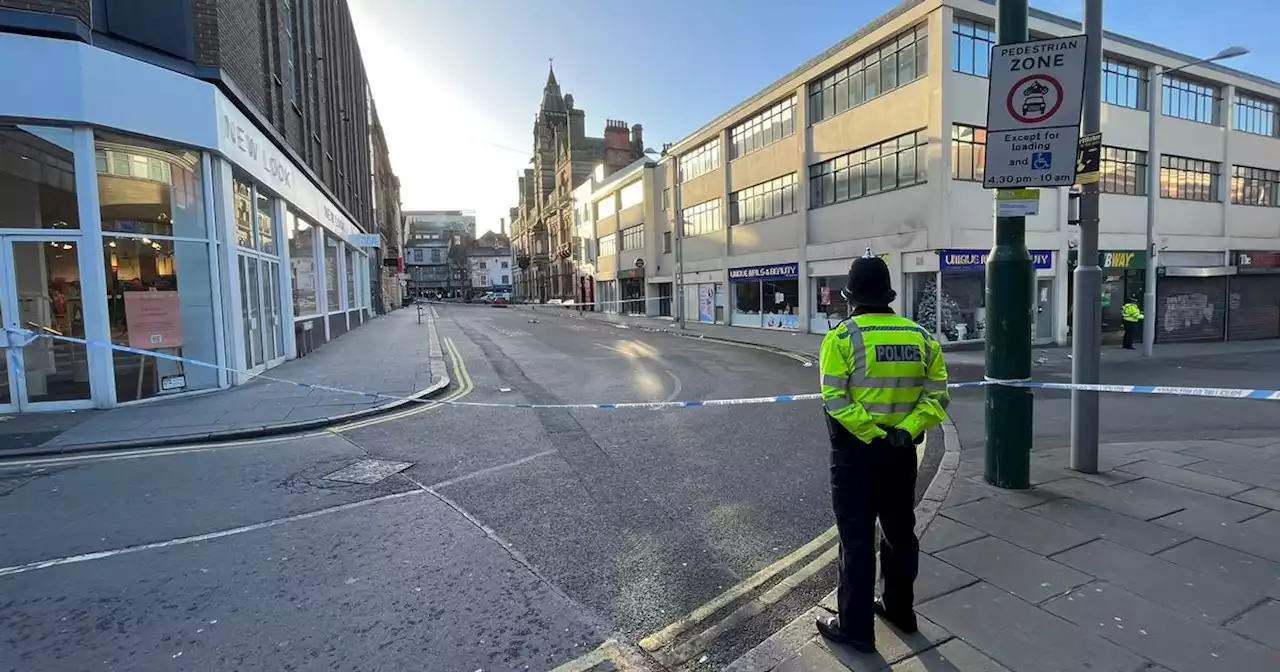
[331,337,473,432]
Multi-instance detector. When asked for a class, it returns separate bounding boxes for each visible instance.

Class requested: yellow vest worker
[1121,297,1144,350]
[814,253,949,653]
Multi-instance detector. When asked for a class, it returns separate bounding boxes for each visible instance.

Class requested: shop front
[729,263,800,330]
[619,267,645,315]
[1067,250,1146,334]
[904,249,1055,344]
[0,32,372,412]
[811,254,890,334]
[1229,251,1280,341]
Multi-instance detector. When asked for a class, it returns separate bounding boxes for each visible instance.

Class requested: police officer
[1121,296,1144,350]
[815,252,950,653]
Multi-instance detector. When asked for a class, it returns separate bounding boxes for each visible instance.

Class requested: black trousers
[830,435,919,641]
[1122,320,1137,349]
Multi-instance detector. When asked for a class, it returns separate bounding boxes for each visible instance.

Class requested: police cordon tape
[6,327,1280,409]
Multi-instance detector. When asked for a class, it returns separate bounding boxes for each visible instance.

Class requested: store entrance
[0,234,95,411]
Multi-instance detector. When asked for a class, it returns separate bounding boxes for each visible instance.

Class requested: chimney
[500,218,506,236]
[604,119,630,150]
[630,124,643,153]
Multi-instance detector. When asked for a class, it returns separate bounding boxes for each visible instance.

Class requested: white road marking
[663,370,683,403]
[425,449,558,491]
[0,433,330,469]
[593,342,628,355]
[0,490,424,578]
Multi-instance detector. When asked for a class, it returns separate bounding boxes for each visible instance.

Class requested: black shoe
[873,598,918,634]
[815,616,875,653]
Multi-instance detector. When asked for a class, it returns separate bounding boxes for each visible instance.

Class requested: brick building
[511,65,647,303]
[0,0,401,413]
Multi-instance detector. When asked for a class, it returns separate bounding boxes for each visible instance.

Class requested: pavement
[0,306,448,455]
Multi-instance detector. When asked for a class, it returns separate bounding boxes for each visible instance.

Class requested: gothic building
[512,65,646,303]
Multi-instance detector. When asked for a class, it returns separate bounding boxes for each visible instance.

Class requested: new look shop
[0,33,372,412]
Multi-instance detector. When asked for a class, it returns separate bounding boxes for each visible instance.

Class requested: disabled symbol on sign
[1031,152,1053,170]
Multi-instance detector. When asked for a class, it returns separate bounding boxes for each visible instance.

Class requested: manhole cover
[322,459,413,484]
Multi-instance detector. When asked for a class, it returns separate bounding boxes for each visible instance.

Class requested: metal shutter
[1227,275,1280,341]
[1155,276,1227,343]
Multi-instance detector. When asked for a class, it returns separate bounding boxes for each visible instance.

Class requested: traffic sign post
[983,34,1089,188]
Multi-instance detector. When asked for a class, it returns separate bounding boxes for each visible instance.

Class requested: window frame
[730,96,796,158]
[598,233,617,257]
[620,224,644,251]
[1231,165,1280,207]
[951,17,995,77]
[729,173,798,225]
[1102,58,1147,110]
[950,124,986,182]
[680,198,723,237]
[1233,93,1278,138]
[1098,146,1148,196]
[808,24,928,125]
[679,140,722,183]
[1159,154,1220,202]
[1162,75,1220,125]
[810,130,929,208]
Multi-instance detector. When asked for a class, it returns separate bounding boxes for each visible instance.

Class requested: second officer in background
[815,252,950,653]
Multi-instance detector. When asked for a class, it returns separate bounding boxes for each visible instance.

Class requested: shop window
[287,211,319,317]
[1,125,78,230]
[256,190,276,254]
[731,277,799,330]
[345,246,357,309]
[233,178,254,247]
[813,276,850,325]
[11,240,91,402]
[96,131,218,400]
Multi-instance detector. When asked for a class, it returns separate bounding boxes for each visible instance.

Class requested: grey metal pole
[1070,0,1104,473]
[673,168,687,330]
[1142,67,1161,357]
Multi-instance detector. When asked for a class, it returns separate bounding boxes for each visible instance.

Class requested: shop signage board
[728,263,799,282]
[995,188,1041,216]
[940,249,1054,271]
[983,35,1089,189]
[1234,250,1280,272]
[350,233,381,248]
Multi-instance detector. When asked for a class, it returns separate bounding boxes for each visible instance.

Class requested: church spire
[545,58,558,91]
[540,57,566,115]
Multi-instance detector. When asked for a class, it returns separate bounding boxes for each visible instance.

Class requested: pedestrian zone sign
[983,34,1088,189]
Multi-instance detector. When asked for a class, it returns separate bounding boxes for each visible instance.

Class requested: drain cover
[322,459,413,484]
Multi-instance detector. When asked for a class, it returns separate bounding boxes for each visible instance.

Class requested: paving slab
[1227,599,1280,649]
[917,582,1146,672]
[935,537,1092,604]
[1038,478,1182,521]
[1051,539,1262,624]
[887,639,1011,672]
[943,476,1062,510]
[773,641,849,672]
[1233,487,1280,510]
[1103,440,1217,455]
[1043,582,1277,672]
[942,499,1096,555]
[1157,539,1280,599]
[1155,510,1280,564]
[1026,499,1189,555]
[1126,449,1207,468]
[1224,437,1280,448]
[1115,478,1264,523]
[1181,442,1280,470]
[1117,461,1253,497]
[814,615,952,672]
[1186,460,1280,492]
[919,517,986,554]
[914,553,979,605]
[724,607,829,672]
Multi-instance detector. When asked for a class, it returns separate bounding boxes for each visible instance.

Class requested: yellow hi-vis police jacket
[819,312,950,444]
[1122,302,1144,322]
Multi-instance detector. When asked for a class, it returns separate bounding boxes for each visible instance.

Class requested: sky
[349,0,1279,235]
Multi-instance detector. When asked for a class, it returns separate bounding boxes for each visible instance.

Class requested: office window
[1234,93,1278,137]
[282,0,300,102]
[810,130,928,207]
[662,188,670,210]
[596,194,617,218]
[808,25,927,124]
[730,173,797,225]
[1232,166,1279,206]
[1162,76,1218,124]
[952,18,995,76]
[681,199,723,236]
[598,233,617,256]
[1099,147,1147,196]
[1102,58,1146,110]
[680,140,721,183]
[620,180,645,210]
[478,261,487,269]
[621,224,644,251]
[1160,155,1219,201]
[663,231,671,253]
[501,260,509,269]
[950,124,986,182]
[731,96,796,158]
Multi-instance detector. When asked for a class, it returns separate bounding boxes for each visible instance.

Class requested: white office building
[638,0,1279,344]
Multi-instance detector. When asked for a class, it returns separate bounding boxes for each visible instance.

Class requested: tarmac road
[0,303,943,672]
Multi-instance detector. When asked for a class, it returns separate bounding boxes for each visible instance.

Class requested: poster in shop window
[124,291,183,350]
[698,284,715,323]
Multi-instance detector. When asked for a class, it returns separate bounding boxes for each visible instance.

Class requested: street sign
[983,34,1089,189]
[350,233,381,248]
[1076,132,1102,185]
[996,188,1041,216]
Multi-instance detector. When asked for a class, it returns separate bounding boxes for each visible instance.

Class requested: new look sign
[940,249,1054,271]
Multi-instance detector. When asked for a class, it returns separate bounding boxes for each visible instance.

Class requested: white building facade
[469,248,512,292]
[643,0,1280,344]
[0,33,375,413]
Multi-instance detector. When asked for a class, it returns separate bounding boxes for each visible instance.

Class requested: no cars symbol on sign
[1007,74,1063,124]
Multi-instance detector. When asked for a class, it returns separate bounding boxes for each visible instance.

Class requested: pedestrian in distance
[1121,295,1144,350]
[815,250,951,653]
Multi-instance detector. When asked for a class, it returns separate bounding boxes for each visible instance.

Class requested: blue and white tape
[5,327,1279,410]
